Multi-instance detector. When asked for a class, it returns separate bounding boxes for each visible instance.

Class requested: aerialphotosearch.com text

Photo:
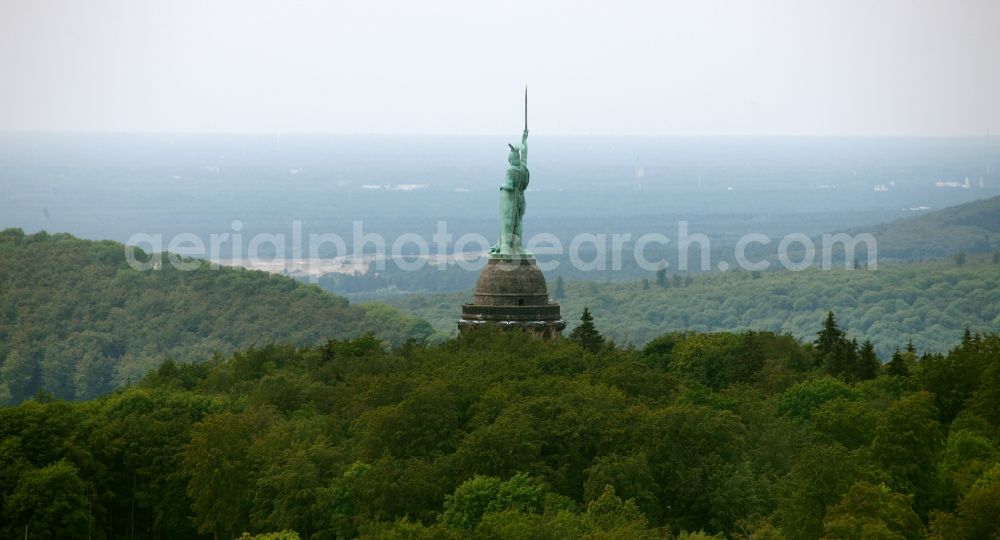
[124,220,877,278]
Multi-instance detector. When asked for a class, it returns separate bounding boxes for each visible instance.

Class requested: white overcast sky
[1,0,998,135]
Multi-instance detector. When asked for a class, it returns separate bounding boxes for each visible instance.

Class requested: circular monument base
[458,255,564,339]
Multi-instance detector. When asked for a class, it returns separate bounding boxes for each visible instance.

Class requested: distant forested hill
[860,194,1000,260]
[318,196,1000,297]
[0,229,432,404]
[388,258,1000,357]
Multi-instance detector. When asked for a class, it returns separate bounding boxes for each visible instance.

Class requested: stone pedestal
[458,255,565,339]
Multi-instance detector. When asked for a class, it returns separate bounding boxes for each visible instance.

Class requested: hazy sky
[2,0,998,135]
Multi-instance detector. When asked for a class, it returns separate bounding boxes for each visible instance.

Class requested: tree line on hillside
[0,229,432,405]
[387,258,1000,357]
[317,195,1000,299]
[1,313,998,539]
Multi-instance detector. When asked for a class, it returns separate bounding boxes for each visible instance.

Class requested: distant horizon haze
[2,0,999,136]
[3,131,1000,138]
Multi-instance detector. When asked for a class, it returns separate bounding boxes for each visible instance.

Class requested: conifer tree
[887,347,910,377]
[814,311,860,379]
[857,339,880,381]
[655,265,667,287]
[570,307,605,353]
[815,311,844,358]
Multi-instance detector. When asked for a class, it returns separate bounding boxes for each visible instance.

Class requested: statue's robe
[498,163,528,252]
[490,140,530,255]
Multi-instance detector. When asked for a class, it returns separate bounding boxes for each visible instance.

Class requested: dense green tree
[953,464,1000,540]
[247,438,339,537]
[183,407,279,538]
[453,376,632,500]
[307,461,373,539]
[592,359,681,405]
[639,403,748,532]
[935,429,999,509]
[872,392,943,513]
[570,307,605,353]
[887,348,910,377]
[0,437,29,516]
[354,380,470,460]
[0,399,80,470]
[640,332,690,370]
[439,473,544,529]
[583,484,657,537]
[918,347,984,424]
[815,312,844,359]
[667,332,774,390]
[813,312,864,380]
[856,340,881,381]
[968,336,1000,426]
[84,388,215,538]
[810,397,878,449]
[822,482,923,540]
[774,443,872,539]
[473,510,583,540]
[931,463,1000,540]
[2,460,89,539]
[356,457,441,534]
[776,377,860,422]
[669,333,742,389]
[584,453,659,521]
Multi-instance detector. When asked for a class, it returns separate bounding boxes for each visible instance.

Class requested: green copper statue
[489,88,531,257]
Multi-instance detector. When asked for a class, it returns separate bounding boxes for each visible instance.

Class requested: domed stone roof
[473,258,549,307]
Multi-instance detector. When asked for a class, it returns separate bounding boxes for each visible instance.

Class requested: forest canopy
[1,320,998,539]
[0,228,432,404]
